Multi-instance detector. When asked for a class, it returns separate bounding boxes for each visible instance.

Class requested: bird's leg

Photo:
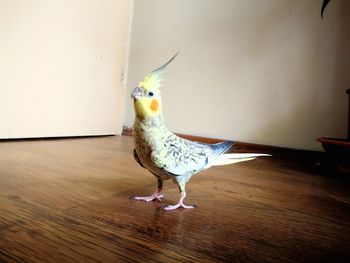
[131,179,164,202]
[162,183,197,210]
[162,191,196,210]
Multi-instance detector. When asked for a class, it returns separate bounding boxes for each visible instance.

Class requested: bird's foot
[160,202,197,211]
[130,192,164,202]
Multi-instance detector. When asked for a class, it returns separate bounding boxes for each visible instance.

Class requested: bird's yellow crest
[132,53,178,119]
[138,52,179,91]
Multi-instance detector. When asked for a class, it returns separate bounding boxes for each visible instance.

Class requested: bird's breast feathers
[134,123,209,177]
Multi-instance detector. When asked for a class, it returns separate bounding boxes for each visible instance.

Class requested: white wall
[124,0,350,151]
[0,0,133,138]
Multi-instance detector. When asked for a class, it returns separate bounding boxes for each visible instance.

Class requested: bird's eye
[148,92,154,96]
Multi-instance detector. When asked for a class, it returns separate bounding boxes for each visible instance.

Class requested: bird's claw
[130,193,164,202]
[158,203,197,210]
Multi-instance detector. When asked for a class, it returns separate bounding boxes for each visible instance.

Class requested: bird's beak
[131,86,142,99]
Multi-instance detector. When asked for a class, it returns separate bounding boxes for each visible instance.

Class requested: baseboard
[122,126,133,137]
[122,126,323,161]
[0,134,115,142]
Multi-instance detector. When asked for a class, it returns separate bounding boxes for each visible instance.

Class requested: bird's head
[131,53,178,119]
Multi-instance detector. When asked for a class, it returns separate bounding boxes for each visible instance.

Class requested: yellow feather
[139,74,162,91]
[139,52,178,91]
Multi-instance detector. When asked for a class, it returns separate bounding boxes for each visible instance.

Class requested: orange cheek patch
[150,99,159,112]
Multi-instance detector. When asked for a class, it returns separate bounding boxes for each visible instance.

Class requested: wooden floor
[0,136,349,263]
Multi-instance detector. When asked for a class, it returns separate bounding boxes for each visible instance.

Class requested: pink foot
[161,202,197,210]
[160,191,197,210]
[131,191,164,202]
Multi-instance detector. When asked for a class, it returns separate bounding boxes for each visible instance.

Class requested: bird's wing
[133,148,145,168]
[200,140,235,162]
[151,136,213,176]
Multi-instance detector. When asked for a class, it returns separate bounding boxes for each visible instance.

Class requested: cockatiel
[130,53,269,210]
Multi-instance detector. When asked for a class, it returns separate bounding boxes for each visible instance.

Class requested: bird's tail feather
[211,153,271,166]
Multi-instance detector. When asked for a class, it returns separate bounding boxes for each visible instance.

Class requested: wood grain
[0,136,349,262]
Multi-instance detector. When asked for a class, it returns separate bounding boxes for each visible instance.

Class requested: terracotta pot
[317,137,350,157]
